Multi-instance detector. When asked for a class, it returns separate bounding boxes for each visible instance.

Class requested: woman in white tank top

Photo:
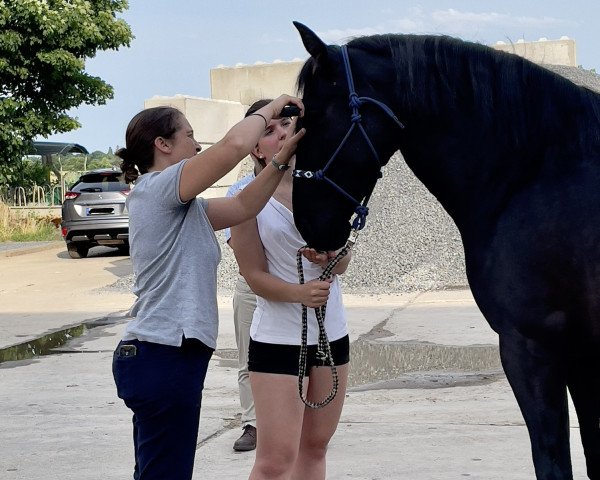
[230,106,352,480]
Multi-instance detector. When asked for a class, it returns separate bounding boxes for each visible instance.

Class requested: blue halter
[293,45,404,231]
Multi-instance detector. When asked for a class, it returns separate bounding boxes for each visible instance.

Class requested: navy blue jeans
[112,338,213,480]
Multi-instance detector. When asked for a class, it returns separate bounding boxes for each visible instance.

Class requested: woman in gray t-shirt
[112,95,304,480]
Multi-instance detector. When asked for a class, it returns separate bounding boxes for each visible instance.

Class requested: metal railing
[0,184,63,207]
[13,187,27,207]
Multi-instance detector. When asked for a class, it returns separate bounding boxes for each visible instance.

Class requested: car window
[71,174,129,193]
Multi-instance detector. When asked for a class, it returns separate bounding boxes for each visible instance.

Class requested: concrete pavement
[0,244,588,479]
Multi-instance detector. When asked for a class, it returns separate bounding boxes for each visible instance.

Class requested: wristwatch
[271,153,290,171]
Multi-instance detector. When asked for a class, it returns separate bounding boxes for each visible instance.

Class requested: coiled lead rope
[296,231,358,408]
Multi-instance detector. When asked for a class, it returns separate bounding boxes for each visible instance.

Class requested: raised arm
[178,95,303,203]
[206,126,305,231]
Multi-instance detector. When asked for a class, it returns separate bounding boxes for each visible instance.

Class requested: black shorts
[248,335,350,376]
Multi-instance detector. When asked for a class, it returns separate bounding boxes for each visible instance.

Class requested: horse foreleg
[499,332,573,480]
[567,351,600,479]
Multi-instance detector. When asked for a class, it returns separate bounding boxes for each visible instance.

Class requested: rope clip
[347,229,359,247]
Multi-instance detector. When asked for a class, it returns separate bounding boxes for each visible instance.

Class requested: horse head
[292,22,404,251]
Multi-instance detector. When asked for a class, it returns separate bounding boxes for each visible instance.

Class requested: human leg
[291,336,350,480]
[248,371,306,480]
[233,275,258,450]
[113,339,212,480]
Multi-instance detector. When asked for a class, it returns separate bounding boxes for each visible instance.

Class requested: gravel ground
[110,151,468,295]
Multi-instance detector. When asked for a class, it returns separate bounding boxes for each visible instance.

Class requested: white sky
[42,0,600,152]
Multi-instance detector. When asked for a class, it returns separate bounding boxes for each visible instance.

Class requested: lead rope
[296,230,358,408]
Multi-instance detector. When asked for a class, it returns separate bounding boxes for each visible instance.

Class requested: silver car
[61,168,130,259]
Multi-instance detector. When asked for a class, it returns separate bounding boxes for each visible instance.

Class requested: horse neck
[385,39,597,237]
[396,127,506,234]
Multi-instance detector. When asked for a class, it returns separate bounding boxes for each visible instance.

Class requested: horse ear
[293,21,328,62]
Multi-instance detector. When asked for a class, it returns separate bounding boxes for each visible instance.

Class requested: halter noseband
[293,45,404,231]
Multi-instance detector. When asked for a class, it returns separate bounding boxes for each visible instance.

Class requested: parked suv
[61,168,130,259]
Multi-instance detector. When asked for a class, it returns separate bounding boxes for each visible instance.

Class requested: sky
[42,0,600,153]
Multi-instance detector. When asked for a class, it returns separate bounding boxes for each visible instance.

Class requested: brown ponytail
[119,106,184,184]
[116,147,140,184]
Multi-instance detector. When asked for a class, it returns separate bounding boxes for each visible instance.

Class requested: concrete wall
[210,61,303,104]
[144,95,247,147]
[491,37,576,67]
[146,62,306,197]
[208,37,577,108]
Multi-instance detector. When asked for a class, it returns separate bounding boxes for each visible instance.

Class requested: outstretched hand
[300,247,336,268]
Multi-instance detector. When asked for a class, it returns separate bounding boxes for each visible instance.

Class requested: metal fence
[0,184,65,207]
[1,171,83,207]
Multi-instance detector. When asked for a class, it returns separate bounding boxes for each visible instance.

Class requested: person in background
[223,100,272,452]
[112,95,304,480]
[230,105,352,480]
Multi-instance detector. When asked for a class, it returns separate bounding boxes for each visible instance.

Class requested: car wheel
[67,243,90,259]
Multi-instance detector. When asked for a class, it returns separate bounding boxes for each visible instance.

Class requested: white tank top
[250,197,348,345]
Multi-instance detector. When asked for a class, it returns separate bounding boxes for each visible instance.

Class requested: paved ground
[0,244,588,479]
[0,240,62,257]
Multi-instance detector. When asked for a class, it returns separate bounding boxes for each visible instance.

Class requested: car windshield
[71,173,129,193]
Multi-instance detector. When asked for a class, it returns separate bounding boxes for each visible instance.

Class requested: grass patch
[0,202,62,242]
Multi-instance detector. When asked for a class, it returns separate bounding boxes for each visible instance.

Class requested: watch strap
[271,154,290,171]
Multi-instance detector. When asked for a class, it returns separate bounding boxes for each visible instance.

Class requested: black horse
[291,22,600,479]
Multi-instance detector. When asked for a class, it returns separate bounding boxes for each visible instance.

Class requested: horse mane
[298,34,600,155]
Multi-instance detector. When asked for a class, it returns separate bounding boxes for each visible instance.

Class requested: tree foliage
[0,149,120,188]
[0,0,133,166]
[0,157,50,188]
[60,149,121,171]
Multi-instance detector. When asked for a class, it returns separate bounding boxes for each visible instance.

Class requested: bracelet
[271,153,290,171]
[249,113,268,128]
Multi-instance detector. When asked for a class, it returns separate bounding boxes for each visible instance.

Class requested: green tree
[0,158,49,187]
[0,0,133,167]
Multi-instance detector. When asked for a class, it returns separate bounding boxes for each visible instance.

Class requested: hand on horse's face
[275,120,305,166]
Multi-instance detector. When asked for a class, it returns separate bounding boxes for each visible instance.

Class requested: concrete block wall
[491,37,576,67]
[209,37,577,108]
[210,61,303,105]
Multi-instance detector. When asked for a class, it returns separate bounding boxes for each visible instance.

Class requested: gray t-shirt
[122,160,222,348]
